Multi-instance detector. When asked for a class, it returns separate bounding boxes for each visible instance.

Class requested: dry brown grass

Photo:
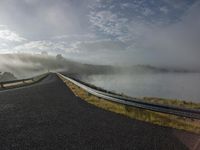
[58,75,200,134]
[142,97,200,109]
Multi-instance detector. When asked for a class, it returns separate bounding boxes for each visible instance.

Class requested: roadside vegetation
[59,75,200,134]
[70,78,200,110]
[142,97,200,109]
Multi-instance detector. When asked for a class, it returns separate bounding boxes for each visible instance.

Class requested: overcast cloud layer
[0,0,199,68]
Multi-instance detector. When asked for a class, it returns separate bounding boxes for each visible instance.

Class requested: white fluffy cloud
[0,29,26,42]
[89,10,128,36]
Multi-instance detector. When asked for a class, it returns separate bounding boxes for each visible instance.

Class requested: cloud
[0,0,89,39]
[73,39,126,53]
[159,7,169,14]
[52,33,98,42]
[162,0,190,9]
[143,8,154,16]
[85,0,200,68]
[0,0,199,68]
[0,29,26,42]
[13,40,79,54]
[0,25,7,29]
[0,26,27,53]
[89,10,128,36]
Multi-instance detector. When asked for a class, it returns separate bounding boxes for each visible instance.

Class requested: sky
[0,0,200,68]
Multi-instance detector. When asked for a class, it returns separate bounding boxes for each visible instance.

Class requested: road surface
[0,73,199,150]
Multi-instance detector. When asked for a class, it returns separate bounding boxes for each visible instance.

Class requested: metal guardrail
[0,73,48,89]
[58,73,200,120]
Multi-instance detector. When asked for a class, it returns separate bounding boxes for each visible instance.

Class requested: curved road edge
[57,73,200,120]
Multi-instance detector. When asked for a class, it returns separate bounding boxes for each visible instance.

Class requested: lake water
[83,73,200,103]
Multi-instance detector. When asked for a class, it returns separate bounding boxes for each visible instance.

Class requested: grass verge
[59,75,200,134]
[64,76,200,110]
[142,97,200,109]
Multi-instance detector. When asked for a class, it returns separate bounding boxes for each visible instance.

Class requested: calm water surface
[83,73,200,103]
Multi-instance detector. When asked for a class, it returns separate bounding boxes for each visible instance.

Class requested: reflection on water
[83,73,200,103]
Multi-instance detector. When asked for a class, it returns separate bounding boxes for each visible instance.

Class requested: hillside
[0,53,113,78]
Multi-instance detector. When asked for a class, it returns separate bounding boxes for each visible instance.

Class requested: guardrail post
[0,83,4,88]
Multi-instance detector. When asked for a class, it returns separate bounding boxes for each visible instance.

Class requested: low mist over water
[1,53,200,103]
[83,73,200,103]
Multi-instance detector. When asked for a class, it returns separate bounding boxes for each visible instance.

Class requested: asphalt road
[0,73,199,150]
